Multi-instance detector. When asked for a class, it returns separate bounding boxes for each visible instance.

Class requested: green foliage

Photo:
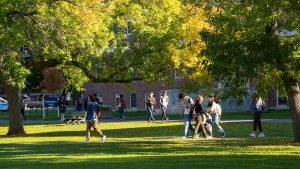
[0,54,30,88]
[0,0,212,91]
[201,0,300,101]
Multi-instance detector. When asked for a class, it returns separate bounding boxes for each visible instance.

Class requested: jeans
[184,114,194,137]
[119,107,125,119]
[147,107,155,121]
[211,113,225,136]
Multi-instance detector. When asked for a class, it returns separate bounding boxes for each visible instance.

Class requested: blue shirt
[86,102,100,121]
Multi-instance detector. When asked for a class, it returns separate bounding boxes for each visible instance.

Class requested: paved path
[0,118,292,124]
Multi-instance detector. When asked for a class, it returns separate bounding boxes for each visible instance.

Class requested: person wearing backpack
[179,92,194,139]
[206,95,226,138]
[84,95,106,143]
[249,94,265,138]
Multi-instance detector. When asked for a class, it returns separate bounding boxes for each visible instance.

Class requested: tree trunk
[3,83,26,136]
[286,82,300,142]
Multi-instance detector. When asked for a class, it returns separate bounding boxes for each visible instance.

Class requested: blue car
[0,97,8,111]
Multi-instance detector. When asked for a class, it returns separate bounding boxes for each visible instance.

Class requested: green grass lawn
[0,120,299,169]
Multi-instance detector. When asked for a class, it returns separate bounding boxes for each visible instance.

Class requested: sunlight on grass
[0,121,299,169]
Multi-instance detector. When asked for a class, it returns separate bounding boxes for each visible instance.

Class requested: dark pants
[193,115,207,138]
[119,107,125,119]
[21,109,25,120]
[253,113,263,132]
[59,107,66,114]
[161,106,168,120]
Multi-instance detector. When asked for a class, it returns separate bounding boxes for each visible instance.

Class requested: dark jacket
[189,102,204,119]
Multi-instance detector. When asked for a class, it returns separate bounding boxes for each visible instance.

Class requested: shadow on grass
[0,122,294,140]
[0,140,299,169]
[0,124,184,138]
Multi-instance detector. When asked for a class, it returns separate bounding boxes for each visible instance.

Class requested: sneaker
[84,139,90,143]
[249,132,256,137]
[101,135,106,142]
[221,131,226,138]
[207,135,213,139]
[182,136,187,139]
[258,133,265,138]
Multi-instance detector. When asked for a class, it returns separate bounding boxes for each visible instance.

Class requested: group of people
[75,91,265,143]
[144,91,170,122]
[179,92,226,139]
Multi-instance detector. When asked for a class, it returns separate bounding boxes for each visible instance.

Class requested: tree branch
[27,58,144,83]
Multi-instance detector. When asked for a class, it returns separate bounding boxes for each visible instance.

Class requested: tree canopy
[200,0,300,140]
[0,0,211,135]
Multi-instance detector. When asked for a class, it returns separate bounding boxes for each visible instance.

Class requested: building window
[115,93,121,110]
[277,89,288,106]
[130,93,137,109]
[166,90,180,106]
[173,70,180,79]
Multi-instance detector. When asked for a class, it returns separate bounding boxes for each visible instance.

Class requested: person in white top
[160,90,169,121]
[249,95,265,138]
[179,92,194,139]
[206,95,226,137]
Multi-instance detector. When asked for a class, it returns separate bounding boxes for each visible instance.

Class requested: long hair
[195,95,203,104]
[89,95,96,102]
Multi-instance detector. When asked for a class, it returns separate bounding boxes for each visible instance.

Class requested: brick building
[82,79,289,113]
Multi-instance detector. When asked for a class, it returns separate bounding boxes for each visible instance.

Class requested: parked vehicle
[0,97,8,111]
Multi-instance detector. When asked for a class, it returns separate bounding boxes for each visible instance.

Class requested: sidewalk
[0,118,292,124]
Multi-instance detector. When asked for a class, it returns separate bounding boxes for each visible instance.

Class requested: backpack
[188,104,196,119]
[188,97,192,104]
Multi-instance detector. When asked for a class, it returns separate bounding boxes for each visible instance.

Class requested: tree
[200,0,300,141]
[40,67,66,95]
[0,0,210,135]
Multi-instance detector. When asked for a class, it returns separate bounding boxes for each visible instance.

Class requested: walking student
[249,94,265,138]
[84,95,106,143]
[206,95,226,138]
[160,90,169,121]
[179,92,194,139]
[118,94,126,120]
[58,96,66,122]
[146,92,156,122]
[192,95,208,139]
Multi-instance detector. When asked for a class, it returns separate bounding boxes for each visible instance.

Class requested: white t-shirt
[207,102,222,115]
[182,96,193,114]
[160,95,169,107]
